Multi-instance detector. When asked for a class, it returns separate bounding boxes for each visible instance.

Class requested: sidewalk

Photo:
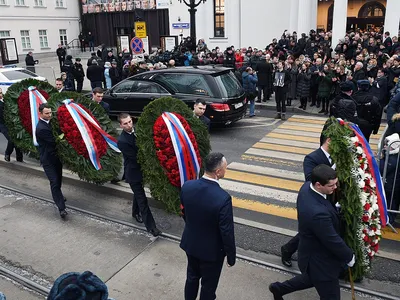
[255,97,328,115]
[0,187,357,300]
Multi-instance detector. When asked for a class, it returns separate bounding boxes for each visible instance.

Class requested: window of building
[0,0,8,5]
[20,30,31,49]
[34,0,44,6]
[15,0,26,5]
[358,1,386,18]
[214,0,225,38]
[55,0,65,8]
[0,31,11,37]
[39,30,49,48]
[59,29,67,46]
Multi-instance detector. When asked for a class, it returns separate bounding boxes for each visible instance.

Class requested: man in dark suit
[193,99,210,132]
[270,165,354,300]
[0,88,23,162]
[180,152,236,300]
[92,87,110,115]
[117,113,161,237]
[36,103,67,219]
[281,134,334,267]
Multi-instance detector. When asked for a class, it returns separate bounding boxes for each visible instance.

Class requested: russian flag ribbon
[62,99,120,170]
[28,86,47,146]
[161,112,201,187]
[337,119,389,227]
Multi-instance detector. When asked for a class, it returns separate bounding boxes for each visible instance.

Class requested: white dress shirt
[320,146,336,170]
[310,183,326,199]
[202,175,220,186]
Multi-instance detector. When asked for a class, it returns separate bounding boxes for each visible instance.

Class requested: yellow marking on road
[287,118,327,125]
[253,142,312,155]
[266,133,378,151]
[232,197,297,220]
[241,155,302,167]
[279,124,323,133]
[225,170,302,191]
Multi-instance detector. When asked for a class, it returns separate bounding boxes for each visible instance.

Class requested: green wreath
[47,92,122,185]
[4,79,58,156]
[136,97,211,213]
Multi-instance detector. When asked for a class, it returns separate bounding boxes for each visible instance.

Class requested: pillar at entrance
[384,0,400,38]
[297,0,316,36]
[331,0,348,51]
[289,0,299,34]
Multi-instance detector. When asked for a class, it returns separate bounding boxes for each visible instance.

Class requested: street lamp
[178,0,207,42]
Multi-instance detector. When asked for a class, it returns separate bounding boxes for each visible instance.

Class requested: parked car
[101,66,247,125]
[0,65,46,93]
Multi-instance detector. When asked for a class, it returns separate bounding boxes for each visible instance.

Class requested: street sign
[130,37,144,54]
[135,21,147,38]
[172,23,190,29]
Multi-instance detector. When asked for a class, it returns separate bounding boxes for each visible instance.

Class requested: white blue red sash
[342,120,389,226]
[161,112,201,186]
[28,86,47,146]
[62,99,120,170]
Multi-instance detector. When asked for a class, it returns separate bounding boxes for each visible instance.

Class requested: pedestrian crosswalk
[220,114,399,243]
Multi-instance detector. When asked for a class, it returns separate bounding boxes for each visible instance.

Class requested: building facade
[0,0,80,59]
[169,0,400,50]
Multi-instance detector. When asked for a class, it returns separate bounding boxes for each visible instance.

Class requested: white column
[297,0,316,36]
[289,0,299,33]
[331,0,348,51]
[384,0,400,38]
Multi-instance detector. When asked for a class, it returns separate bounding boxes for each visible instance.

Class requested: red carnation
[17,90,50,134]
[363,235,369,242]
[364,203,371,211]
[362,215,370,222]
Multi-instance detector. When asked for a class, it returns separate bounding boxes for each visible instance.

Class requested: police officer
[353,80,381,141]
[73,58,85,93]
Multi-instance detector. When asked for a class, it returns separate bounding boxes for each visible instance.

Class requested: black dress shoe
[269,283,284,300]
[133,213,143,223]
[149,227,162,237]
[16,158,24,162]
[64,197,67,202]
[60,210,68,219]
[281,247,292,267]
[4,155,10,162]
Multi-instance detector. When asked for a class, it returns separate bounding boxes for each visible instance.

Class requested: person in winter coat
[109,60,121,87]
[104,62,112,89]
[379,132,400,226]
[223,47,236,69]
[273,61,291,120]
[286,57,298,106]
[73,58,85,93]
[316,64,334,114]
[25,52,37,73]
[235,50,244,70]
[353,80,381,141]
[296,63,311,110]
[61,55,75,91]
[242,67,258,117]
[106,50,116,63]
[330,81,357,123]
[56,44,66,71]
[370,68,388,107]
[86,60,104,90]
[254,55,273,102]
[87,52,99,67]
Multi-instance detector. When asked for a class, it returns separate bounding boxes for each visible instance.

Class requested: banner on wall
[81,0,161,14]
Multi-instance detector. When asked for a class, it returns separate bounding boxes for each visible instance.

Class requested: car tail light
[210,103,230,112]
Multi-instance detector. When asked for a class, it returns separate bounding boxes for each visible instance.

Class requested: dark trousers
[358,125,373,142]
[311,85,318,105]
[282,233,299,257]
[184,254,224,300]
[319,96,329,112]
[80,42,86,52]
[300,97,308,109]
[276,271,340,300]
[257,85,269,101]
[43,160,65,212]
[89,41,95,52]
[129,182,156,231]
[58,58,64,71]
[76,80,84,93]
[90,81,102,90]
[275,87,287,113]
[0,125,23,159]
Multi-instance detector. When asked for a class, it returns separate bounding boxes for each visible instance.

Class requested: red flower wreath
[153,113,202,187]
[57,104,107,159]
[17,90,49,134]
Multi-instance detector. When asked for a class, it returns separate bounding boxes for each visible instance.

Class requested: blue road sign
[130,37,144,54]
[172,23,190,29]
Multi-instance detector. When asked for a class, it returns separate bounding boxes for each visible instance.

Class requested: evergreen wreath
[4,79,57,156]
[136,97,211,213]
[47,92,122,185]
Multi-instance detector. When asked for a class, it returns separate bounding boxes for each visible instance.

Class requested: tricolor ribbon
[62,99,120,170]
[29,86,47,146]
[161,112,201,186]
[338,119,389,227]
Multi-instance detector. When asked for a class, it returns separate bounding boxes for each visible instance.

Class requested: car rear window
[2,69,38,80]
[153,73,214,97]
[214,72,243,99]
